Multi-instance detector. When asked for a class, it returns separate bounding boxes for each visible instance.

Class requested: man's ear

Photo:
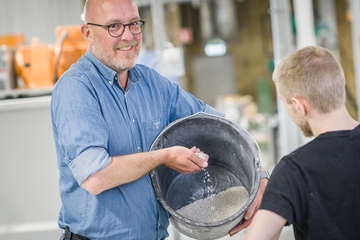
[81,24,93,44]
[291,97,309,115]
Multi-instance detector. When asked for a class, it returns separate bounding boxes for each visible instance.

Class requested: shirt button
[132,119,135,123]
[137,146,141,150]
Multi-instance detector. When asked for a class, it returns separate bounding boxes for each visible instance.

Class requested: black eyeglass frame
[87,20,146,38]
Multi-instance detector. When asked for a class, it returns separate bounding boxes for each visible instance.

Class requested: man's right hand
[163,146,209,174]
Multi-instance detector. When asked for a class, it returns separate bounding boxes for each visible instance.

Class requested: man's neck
[310,106,359,137]
[118,71,129,90]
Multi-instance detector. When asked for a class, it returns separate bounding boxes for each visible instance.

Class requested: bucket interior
[150,113,260,227]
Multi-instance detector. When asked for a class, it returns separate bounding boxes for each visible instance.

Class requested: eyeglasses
[87,20,146,38]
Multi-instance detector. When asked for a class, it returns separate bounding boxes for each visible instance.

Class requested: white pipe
[293,0,316,48]
[150,0,167,52]
[292,0,316,146]
[270,0,300,158]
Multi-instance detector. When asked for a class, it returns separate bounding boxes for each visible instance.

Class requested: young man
[244,46,360,240]
[51,0,266,239]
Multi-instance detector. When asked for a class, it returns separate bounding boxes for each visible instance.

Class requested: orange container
[15,44,55,88]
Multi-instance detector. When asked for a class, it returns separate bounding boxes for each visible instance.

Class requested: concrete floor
[0,225,294,240]
[168,224,295,240]
[0,230,61,240]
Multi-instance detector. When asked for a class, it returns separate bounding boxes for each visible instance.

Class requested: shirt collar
[84,49,142,90]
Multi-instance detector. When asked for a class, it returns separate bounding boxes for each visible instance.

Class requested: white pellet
[195,151,207,159]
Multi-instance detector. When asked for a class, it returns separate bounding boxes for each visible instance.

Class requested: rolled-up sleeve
[69,147,112,185]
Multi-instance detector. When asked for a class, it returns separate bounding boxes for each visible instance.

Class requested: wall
[0,96,61,239]
[0,0,84,44]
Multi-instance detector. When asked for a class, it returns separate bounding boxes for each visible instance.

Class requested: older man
[51,0,266,239]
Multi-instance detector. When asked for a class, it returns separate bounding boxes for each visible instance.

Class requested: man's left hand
[229,177,268,237]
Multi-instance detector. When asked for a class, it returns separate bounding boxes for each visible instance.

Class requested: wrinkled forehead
[86,0,139,23]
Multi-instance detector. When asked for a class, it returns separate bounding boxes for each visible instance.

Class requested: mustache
[115,40,138,49]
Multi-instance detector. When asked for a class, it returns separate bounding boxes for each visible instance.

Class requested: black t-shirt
[260,125,360,240]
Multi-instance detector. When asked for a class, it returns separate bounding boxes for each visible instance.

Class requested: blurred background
[0,0,359,239]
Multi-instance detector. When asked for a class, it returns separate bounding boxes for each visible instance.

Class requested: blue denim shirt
[51,50,222,239]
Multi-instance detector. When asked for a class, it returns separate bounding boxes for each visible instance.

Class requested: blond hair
[273,46,346,113]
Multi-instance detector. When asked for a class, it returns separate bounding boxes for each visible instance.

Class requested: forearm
[80,146,208,195]
[81,149,167,195]
[244,210,286,240]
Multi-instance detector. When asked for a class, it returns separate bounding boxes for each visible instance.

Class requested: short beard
[299,120,313,137]
[93,39,139,73]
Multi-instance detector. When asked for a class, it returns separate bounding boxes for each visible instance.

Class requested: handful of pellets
[195,151,207,159]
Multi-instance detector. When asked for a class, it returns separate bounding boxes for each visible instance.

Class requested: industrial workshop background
[0,0,359,239]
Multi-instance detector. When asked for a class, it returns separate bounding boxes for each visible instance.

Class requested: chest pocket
[143,118,164,149]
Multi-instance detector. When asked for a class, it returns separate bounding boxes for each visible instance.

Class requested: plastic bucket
[150,112,261,239]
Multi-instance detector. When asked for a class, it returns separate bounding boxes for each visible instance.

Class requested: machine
[0,26,87,98]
